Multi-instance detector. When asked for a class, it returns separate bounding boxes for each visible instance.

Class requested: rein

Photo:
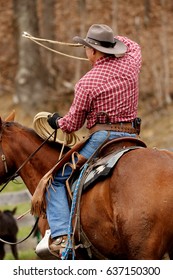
[0,130,56,193]
[0,217,39,245]
[0,129,58,245]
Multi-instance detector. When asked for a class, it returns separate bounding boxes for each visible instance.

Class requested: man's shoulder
[77,69,95,85]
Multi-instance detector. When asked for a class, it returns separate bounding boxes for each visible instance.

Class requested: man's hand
[47,113,61,129]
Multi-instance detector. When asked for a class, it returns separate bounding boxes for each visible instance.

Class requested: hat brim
[73,36,127,56]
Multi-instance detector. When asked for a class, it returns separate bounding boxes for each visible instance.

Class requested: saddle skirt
[71,137,146,192]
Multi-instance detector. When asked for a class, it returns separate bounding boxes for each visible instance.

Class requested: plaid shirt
[59,36,142,133]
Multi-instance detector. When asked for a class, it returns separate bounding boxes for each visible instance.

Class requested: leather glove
[47,113,61,129]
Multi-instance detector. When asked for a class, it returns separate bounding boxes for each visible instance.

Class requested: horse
[1,112,173,260]
[0,207,18,259]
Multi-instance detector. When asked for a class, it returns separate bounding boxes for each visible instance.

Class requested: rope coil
[33,112,80,147]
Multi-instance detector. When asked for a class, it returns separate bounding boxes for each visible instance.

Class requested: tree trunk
[40,0,56,83]
[13,0,48,114]
[160,0,171,105]
[74,0,87,83]
[112,0,118,34]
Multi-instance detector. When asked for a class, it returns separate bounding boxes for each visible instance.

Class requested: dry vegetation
[0,0,173,148]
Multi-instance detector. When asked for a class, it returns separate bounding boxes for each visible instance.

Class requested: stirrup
[35,229,61,259]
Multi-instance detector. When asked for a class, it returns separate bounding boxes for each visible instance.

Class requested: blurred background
[0,0,173,147]
[0,0,173,259]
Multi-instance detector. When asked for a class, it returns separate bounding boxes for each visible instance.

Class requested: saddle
[98,136,146,156]
[35,136,147,260]
[71,137,146,192]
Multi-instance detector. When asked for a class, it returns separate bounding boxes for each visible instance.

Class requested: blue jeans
[46,131,136,238]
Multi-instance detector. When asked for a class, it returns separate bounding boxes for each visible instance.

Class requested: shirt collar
[94,56,114,67]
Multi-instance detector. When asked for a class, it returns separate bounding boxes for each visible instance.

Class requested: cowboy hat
[73,24,127,56]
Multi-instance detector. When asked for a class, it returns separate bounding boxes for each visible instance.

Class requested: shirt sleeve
[58,82,91,133]
[116,36,142,70]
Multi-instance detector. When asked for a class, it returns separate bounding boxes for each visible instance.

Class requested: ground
[139,103,173,149]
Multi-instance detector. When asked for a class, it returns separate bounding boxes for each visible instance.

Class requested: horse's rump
[78,147,173,259]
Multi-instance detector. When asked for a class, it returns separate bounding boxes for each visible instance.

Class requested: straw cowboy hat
[73,24,127,56]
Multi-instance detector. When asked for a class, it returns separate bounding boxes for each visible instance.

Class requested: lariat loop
[22,32,89,61]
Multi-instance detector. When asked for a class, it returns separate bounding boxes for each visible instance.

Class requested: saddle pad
[83,146,142,190]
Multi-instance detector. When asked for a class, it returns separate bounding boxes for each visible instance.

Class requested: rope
[0,217,39,245]
[22,32,88,61]
[61,163,88,260]
[23,32,82,46]
[33,112,80,147]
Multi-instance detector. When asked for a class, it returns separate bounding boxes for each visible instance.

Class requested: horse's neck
[20,146,59,195]
[9,132,60,195]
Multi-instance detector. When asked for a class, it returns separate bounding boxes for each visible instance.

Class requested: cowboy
[46,24,142,257]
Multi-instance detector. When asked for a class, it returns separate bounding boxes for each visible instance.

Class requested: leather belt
[89,122,138,134]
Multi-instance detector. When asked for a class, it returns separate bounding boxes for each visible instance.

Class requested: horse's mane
[2,120,70,153]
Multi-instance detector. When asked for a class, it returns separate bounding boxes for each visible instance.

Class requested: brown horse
[1,112,173,260]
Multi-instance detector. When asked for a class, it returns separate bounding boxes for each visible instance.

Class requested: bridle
[0,126,56,245]
[0,127,56,193]
[0,127,8,175]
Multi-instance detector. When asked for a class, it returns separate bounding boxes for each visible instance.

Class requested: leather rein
[0,127,56,245]
[0,129,56,193]
[0,218,39,245]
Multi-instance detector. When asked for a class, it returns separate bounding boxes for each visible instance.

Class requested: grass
[3,223,40,260]
[2,221,40,260]
[17,225,35,239]
[2,178,25,193]
[0,201,31,215]
[4,250,38,260]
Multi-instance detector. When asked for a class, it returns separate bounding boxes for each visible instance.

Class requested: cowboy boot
[49,235,68,257]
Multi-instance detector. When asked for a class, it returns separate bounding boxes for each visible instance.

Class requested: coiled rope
[33,112,80,148]
[22,32,88,61]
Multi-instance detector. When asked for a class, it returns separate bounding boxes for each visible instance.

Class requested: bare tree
[74,0,87,83]
[40,0,56,84]
[13,0,48,114]
[112,0,118,34]
[160,0,171,105]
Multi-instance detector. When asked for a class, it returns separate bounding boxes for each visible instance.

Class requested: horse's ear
[5,110,15,122]
[11,207,17,215]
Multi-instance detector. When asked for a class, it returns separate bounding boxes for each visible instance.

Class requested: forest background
[1,0,173,148]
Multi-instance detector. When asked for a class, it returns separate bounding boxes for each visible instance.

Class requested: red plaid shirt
[59,36,142,133]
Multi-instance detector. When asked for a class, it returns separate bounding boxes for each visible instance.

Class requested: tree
[160,0,171,106]
[39,0,56,84]
[13,0,49,114]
